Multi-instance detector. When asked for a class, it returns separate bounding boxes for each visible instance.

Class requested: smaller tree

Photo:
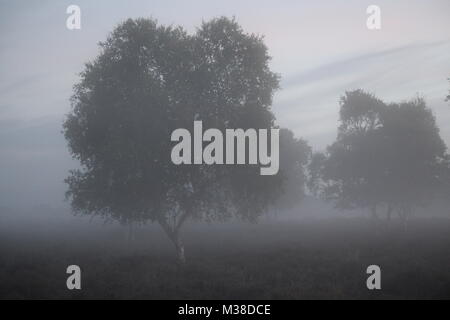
[446,78,450,103]
[380,98,448,223]
[320,90,386,216]
[273,129,311,211]
[307,152,327,198]
[314,90,449,223]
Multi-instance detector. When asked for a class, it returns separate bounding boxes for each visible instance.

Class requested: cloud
[282,40,449,90]
[272,40,450,150]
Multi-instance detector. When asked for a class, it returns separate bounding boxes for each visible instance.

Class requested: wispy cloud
[273,39,450,150]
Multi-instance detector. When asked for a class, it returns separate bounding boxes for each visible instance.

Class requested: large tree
[63,17,304,263]
[313,90,448,222]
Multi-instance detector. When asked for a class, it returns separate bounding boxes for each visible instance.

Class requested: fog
[1,0,450,209]
[1,1,450,299]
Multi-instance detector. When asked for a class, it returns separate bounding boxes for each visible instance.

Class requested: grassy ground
[1,217,450,299]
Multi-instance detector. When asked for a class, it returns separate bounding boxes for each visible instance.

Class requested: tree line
[308,90,450,225]
[63,17,450,263]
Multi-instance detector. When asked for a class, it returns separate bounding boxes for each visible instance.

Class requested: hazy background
[1,1,450,300]
[1,0,449,209]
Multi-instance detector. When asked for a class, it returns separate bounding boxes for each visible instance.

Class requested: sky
[0,0,449,208]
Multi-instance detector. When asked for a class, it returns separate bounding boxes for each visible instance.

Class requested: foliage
[63,17,308,261]
[311,90,449,218]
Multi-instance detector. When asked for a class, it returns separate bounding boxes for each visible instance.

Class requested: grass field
[1,216,450,299]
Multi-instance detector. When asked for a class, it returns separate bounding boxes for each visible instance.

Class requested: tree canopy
[310,90,449,220]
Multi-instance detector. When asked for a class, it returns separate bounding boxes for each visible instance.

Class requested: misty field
[1,213,450,300]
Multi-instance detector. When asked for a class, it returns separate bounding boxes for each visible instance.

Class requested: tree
[379,98,448,223]
[273,129,311,210]
[307,151,327,198]
[446,78,450,103]
[63,17,302,264]
[319,90,387,216]
[316,90,448,222]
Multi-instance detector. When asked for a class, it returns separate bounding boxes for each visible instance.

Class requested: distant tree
[316,90,448,223]
[446,78,450,103]
[63,17,304,264]
[319,90,386,217]
[307,151,328,198]
[273,129,311,211]
[380,98,448,223]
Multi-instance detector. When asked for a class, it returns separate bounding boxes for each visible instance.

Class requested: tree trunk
[172,230,186,265]
[157,218,187,265]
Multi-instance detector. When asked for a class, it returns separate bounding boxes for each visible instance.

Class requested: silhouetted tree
[307,152,327,198]
[446,77,450,103]
[320,90,386,217]
[316,90,448,223]
[273,129,311,210]
[63,17,302,264]
[380,98,448,224]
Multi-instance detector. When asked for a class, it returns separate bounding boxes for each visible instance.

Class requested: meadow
[1,212,450,299]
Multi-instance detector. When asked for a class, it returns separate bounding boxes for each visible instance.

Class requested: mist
[1,1,450,300]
